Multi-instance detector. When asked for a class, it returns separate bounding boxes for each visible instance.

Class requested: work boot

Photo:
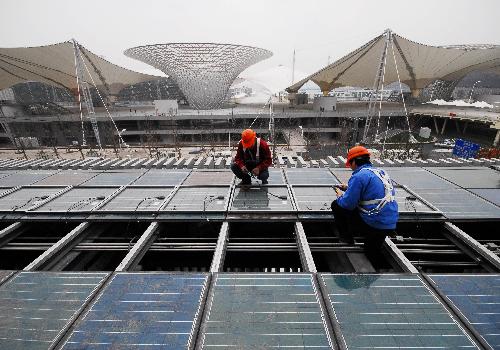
[261,179,268,185]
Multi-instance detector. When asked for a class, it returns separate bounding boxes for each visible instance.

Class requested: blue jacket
[336,163,398,230]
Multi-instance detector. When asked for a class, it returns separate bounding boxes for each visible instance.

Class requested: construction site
[0,25,499,349]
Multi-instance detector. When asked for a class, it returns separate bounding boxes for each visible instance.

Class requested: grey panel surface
[183,170,233,185]
[426,167,500,189]
[100,187,174,211]
[131,169,190,186]
[34,170,102,186]
[386,167,458,189]
[416,188,500,219]
[33,187,117,212]
[0,170,56,187]
[163,187,228,211]
[285,168,339,185]
[268,168,285,185]
[200,273,333,349]
[469,188,500,207]
[330,169,351,184]
[231,186,293,211]
[62,273,208,350]
[0,272,107,350]
[320,274,476,349]
[429,274,500,349]
[82,170,144,186]
[393,186,436,213]
[0,187,65,211]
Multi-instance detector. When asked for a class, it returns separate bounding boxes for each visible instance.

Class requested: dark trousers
[331,200,392,268]
[231,162,269,183]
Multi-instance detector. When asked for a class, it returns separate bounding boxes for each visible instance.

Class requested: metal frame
[125,43,272,110]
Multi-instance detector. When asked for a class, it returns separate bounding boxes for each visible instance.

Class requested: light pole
[468,80,481,104]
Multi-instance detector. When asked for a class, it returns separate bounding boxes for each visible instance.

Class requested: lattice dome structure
[124,43,272,109]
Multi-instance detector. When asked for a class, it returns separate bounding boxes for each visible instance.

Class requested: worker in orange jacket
[231,129,272,185]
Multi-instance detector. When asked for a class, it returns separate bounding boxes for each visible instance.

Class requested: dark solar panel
[468,189,500,207]
[82,170,145,186]
[33,187,118,212]
[0,187,65,211]
[320,274,477,349]
[268,168,286,185]
[199,273,333,349]
[387,168,458,190]
[285,168,338,185]
[99,187,174,211]
[426,167,500,189]
[231,186,293,211]
[163,187,228,211]
[34,170,102,186]
[131,169,190,186]
[61,273,208,350]
[415,188,500,219]
[429,274,500,349]
[0,171,56,187]
[183,171,234,185]
[0,272,107,350]
[293,187,336,211]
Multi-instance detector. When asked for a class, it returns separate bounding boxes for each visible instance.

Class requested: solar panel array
[0,272,107,349]
[61,273,208,349]
[429,274,500,349]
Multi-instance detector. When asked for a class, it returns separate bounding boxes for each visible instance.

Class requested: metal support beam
[463,121,468,134]
[116,222,160,271]
[383,237,418,273]
[440,118,448,135]
[24,222,90,271]
[294,222,317,272]
[444,222,500,271]
[210,222,229,272]
[494,129,500,147]
[433,116,440,135]
[455,120,461,134]
[0,222,23,247]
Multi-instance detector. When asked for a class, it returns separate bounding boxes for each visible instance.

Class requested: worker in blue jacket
[331,146,398,267]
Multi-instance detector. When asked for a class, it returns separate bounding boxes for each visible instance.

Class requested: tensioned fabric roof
[0,40,160,95]
[286,30,500,94]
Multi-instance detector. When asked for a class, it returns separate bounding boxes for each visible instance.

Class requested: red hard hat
[241,129,256,148]
[346,146,370,167]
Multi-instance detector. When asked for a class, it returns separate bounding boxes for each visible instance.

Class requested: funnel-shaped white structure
[125,43,272,109]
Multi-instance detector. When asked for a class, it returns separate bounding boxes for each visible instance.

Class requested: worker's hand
[252,167,260,176]
[241,166,248,173]
[338,183,348,191]
[334,187,342,198]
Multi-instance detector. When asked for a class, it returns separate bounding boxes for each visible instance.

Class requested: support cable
[375,41,388,141]
[72,41,87,146]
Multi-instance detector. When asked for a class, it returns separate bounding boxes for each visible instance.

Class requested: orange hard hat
[346,146,370,167]
[241,129,256,148]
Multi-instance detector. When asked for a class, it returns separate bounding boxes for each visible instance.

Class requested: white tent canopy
[0,40,159,95]
[287,30,500,96]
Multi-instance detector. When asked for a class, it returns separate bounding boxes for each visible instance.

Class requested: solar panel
[34,170,102,186]
[199,273,333,349]
[468,189,500,207]
[0,272,107,350]
[320,274,477,349]
[33,187,118,212]
[0,187,65,211]
[425,167,500,189]
[183,171,233,185]
[163,187,228,211]
[285,168,339,185]
[131,169,190,186]
[415,188,500,219]
[386,167,458,190]
[61,273,208,350]
[230,186,293,212]
[99,187,174,211]
[267,168,286,185]
[0,171,56,187]
[330,169,351,184]
[82,170,145,186]
[429,274,500,349]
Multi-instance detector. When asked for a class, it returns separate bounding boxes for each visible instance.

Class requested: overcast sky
[1,0,499,79]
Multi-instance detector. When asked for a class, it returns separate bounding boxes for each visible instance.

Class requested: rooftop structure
[124,43,272,109]
[0,165,498,348]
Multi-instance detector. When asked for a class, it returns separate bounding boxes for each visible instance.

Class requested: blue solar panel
[199,273,333,349]
[62,273,208,350]
[320,274,477,349]
[429,274,500,349]
[0,272,107,350]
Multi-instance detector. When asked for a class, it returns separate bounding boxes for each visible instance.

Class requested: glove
[252,167,260,176]
[241,166,247,173]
